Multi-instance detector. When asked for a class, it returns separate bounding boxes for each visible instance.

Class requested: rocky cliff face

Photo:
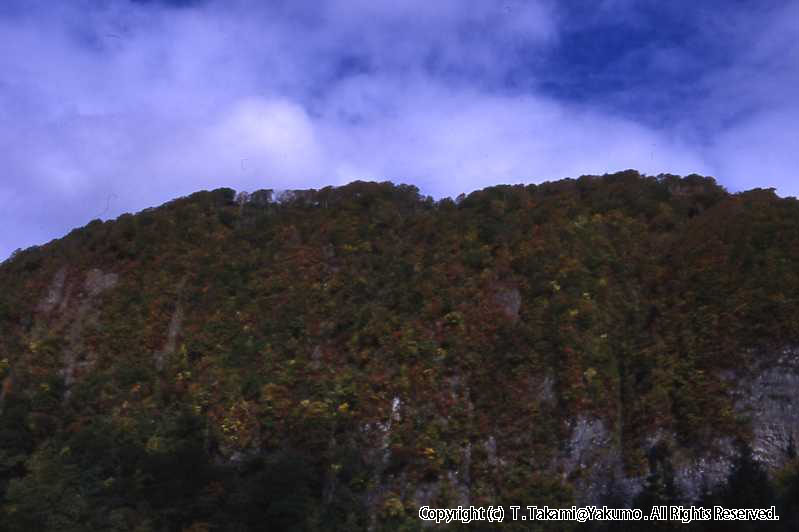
[1,266,118,406]
[362,347,799,515]
[738,347,799,467]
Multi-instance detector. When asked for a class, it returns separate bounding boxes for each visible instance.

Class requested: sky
[1,0,797,260]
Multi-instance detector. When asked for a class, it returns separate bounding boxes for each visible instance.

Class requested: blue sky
[1,0,797,260]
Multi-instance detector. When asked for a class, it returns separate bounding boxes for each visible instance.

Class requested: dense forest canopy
[1,171,798,530]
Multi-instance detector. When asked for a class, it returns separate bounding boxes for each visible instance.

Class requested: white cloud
[710,107,799,197]
[0,0,796,260]
[312,79,710,196]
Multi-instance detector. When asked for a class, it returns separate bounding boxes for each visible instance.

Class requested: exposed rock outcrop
[358,348,799,511]
[154,278,187,371]
[736,346,799,468]
[493,286,522,322]
[37,266,67,313]
[32,267,119,393]
[62,269,118,390]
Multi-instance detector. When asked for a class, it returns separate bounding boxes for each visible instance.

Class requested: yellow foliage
[382,495,405,518]
[145,436,162,453]
[300,399,328,417]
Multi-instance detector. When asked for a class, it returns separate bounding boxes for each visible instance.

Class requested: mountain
[1,171,798,530]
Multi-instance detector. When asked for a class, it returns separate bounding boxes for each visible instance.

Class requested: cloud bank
[0,0,797,259]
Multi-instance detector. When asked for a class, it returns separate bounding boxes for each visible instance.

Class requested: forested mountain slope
[1,171,798,530]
